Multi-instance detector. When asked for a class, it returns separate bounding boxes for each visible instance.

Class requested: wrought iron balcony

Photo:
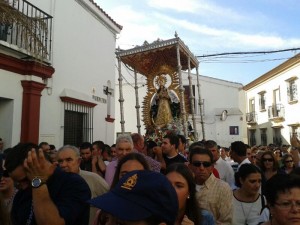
[268,104,285,121]
[246,111,257,124]
[0,0,52,61]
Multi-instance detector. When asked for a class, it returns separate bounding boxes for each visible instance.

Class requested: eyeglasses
[285,160,293,163]
[275,201,300,210]
[262,158,273,162]
[191,161,212,168]
[251,155,257,159]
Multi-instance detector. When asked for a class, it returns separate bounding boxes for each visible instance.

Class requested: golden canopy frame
[116,33,203,140]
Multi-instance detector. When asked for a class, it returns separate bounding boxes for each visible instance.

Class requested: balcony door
[273,89,281,117]
[249,98,255,112]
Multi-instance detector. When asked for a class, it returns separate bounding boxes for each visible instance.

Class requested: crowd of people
[0,133,300,225]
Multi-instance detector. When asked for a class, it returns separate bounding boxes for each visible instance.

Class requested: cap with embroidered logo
[88,170,178,225]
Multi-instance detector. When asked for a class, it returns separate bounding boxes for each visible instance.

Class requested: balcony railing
[268,104,285,120]
[0,0,52,61]
[246,111,257,124]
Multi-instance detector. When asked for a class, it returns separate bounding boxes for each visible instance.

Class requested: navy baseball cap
[88,170,178,225]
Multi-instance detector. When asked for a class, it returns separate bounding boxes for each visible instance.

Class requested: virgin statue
[152,76,173,128]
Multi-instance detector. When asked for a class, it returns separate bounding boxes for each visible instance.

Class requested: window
[258,92,266,111]
[287,79,298,102]
[249,129,256,146]
[63,102,94,147]
[260,129,267,146]
[273,128,282,146]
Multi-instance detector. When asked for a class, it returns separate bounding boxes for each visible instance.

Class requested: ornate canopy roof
[116,36,199,76]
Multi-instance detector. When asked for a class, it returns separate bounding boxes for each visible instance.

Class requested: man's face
[161,138,174,155]
[41,144,50,153]
[80,148,92,161]
[246,148,252,161]
[230,150,238,162]
[116,142,133,159]
[178,139,185,152]
[0,173,14,192]
[9,165,30,190]
[111,147,117,158]
[92,144,101,156]
[189,154,213,185]
[208,146,219,162]
[57,149,81,173]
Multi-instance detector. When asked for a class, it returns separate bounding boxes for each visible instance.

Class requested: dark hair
[177,135,187,144]
[166,163,203,225]
[92,141,105,150]
[111,153,150,188]
[49,144,56,150]
[131,133,143,145]
[79,142,92,151]
[189,141,205,151]
[189,147,213,163]
[205,140,217,149]
[163,133,179,149]
[38,142,49,149]
[281,153,293,166]
[235,164,262,187]
[5,143,38,173]
[265,174,300,206]
[231,141,247,157]
[111,144,116,148]
[102,144,111,154]
[260,151,278,172]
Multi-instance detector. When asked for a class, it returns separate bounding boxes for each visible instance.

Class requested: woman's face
[270,188,300,225]
[119,160,145,179]
[240,172,261,196]
[261,154,274,169]
[284,157,294,169]
[166,171,190,213]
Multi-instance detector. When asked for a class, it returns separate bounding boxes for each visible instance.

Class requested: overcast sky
[95,0,300,85]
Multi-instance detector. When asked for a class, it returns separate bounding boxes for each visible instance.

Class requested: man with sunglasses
[189,146,233,225]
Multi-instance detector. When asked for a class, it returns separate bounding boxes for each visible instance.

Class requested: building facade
[243,54,300,146]
[0,0,122,148]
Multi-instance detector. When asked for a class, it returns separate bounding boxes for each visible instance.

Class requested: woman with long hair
[260,151,279,180]
[233,164,266,225]
[94,153,150,225]
[280,154,295,174]
[165,163,214,225]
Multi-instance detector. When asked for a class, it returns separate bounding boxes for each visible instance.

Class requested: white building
[243,54,300,146]
[0,0,122,148]
[115,69,245,148]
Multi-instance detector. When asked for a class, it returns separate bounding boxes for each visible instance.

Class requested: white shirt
[215,157,235,189]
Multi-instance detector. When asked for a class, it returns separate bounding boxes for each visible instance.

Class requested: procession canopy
[116,35,199,135]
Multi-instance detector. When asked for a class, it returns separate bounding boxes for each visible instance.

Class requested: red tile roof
[89,0,123,30]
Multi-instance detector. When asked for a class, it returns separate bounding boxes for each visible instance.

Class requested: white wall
[0,0,120,147]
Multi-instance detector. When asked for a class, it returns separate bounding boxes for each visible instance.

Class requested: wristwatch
[31,177,46,188]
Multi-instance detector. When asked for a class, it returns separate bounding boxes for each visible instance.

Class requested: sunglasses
[192,161,212,168]
[0,170,9,179]
[262,158,273,162]
[285,160,293,163]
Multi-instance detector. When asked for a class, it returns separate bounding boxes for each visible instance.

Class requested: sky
[95,0,300,85]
